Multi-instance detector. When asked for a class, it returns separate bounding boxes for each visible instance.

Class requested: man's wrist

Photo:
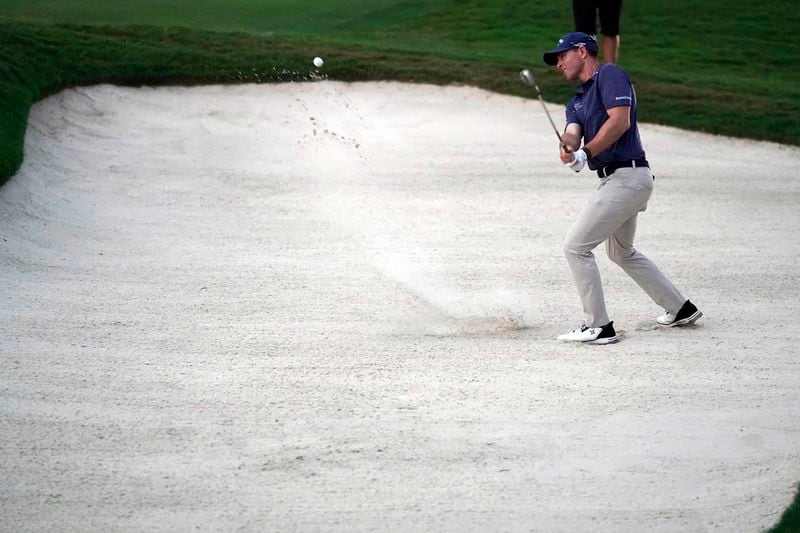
[583,146,593,159]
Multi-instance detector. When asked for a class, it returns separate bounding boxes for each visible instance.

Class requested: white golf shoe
[557,321,618,345]
[657,300,702,327]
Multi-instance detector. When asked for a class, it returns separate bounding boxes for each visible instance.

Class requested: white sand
[1,81,799,532]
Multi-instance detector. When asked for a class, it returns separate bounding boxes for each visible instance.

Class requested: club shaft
[521,69,565,145]
[536,95,564,143]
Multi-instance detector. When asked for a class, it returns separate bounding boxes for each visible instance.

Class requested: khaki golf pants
[564,166,685,327]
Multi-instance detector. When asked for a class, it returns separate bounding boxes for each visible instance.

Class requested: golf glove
[566,149,587,172]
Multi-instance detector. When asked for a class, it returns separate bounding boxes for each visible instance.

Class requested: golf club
[520,68,565,147]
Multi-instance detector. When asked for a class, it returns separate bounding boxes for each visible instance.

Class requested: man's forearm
[561,132,582,151]
[584,108,630,156]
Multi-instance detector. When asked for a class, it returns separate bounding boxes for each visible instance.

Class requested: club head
[519,69,535,87]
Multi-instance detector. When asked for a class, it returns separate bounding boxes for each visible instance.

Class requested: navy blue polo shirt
[565,64,646,170]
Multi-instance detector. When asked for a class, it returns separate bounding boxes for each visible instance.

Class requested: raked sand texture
[1,82,799,532]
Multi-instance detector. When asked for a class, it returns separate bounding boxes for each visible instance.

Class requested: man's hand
[561,145,587,172]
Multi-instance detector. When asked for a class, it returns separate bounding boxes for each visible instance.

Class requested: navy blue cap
[542,32,598,65]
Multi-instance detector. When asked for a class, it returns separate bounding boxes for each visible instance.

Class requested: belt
[597,159,649,178]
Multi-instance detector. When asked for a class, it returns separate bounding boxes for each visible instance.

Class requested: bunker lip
[1,81,799,532]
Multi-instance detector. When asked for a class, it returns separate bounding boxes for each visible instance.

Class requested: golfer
[542,32,702,344]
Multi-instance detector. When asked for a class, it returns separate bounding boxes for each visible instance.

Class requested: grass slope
[1,0,799,181]
[768,485,800,533]
[2,22,526,181]
[1,0,799,183]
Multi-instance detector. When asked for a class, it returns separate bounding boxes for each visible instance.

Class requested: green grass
[0,22,536,181]
[1,0,799,182]
[0,2,799,530]
[768,485,800,533]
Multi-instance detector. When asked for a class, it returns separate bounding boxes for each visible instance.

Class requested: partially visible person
[542,32,702,345]
[572,0,622,64]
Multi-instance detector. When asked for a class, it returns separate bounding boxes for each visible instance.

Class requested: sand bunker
[1,81,799,531]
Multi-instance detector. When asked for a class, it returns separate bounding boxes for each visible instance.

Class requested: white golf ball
[313,56,324,68]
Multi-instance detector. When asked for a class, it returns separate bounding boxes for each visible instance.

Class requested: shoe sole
[664,310,703,327]
[556,337,619,345]
[586,336,618,345]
